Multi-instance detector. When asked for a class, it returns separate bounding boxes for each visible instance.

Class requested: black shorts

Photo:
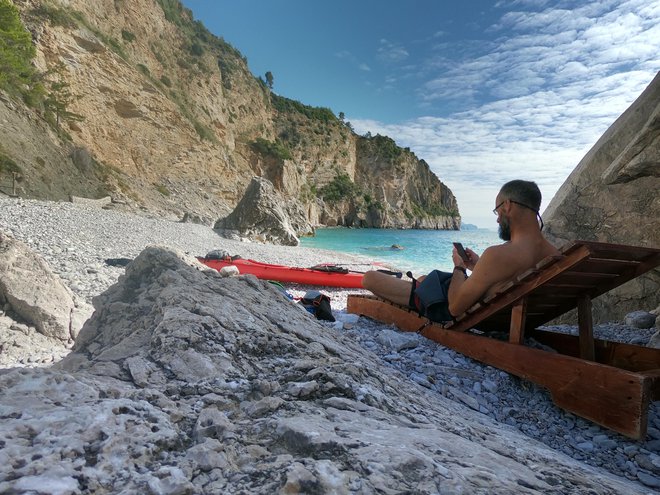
[408,270,454,323]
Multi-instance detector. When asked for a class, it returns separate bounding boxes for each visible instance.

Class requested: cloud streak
[377,39,410,64]
[353,0,659,226]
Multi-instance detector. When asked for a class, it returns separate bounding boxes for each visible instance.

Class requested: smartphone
[453,242,470,262]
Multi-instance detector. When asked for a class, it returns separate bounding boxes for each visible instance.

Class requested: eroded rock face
[214,176,313,246]
[0,246,644,494]
[0,232,74,341]
[7,1,461,231]
[544,73,660,322]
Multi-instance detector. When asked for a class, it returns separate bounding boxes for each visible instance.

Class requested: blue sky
[181,0,660,228]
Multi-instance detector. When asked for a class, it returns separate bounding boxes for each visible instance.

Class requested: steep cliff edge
[1,0,459,230]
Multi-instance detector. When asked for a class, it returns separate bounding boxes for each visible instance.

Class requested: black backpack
[299,290,335,322]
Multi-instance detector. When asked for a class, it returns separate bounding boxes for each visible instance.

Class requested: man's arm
[448,247,509,317]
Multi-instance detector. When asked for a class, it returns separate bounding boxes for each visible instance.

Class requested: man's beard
[498,216,511,241]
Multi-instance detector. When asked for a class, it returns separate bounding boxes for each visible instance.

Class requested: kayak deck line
[197,257,365,288]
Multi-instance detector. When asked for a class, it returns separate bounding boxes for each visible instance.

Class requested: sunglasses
[493,199,544,231]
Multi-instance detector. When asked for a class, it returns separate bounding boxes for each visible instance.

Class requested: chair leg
[509,298,527,344]
[578,294,595,361]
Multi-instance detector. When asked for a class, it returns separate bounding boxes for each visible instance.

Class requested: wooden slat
[584,257,660,300]
[575,239,660,256]
[450,244,593,332]
[579,241,660,261]
[529,330,660,372]
[539,283,599,290]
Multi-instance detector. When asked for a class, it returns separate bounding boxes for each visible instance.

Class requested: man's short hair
[499,180,542,211]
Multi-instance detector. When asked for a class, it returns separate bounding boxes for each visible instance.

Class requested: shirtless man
[361,180,560,320]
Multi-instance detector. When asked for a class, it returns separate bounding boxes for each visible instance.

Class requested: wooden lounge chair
[347,240,660,439]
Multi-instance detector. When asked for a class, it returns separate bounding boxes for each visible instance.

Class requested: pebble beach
[1,195,659,492]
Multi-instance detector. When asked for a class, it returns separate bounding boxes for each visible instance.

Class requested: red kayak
[197,257,365,288]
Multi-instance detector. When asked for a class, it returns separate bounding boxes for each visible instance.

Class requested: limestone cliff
[1,0,460,230]
[544,72,660,322]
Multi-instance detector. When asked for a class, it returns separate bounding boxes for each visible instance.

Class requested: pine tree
[43,63,82,131]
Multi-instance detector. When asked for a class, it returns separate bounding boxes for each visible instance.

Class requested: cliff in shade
[543,72,660,323]
[0,0,460,232]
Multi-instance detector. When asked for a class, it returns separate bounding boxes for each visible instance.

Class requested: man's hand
[451,248,466,268]
[452,246,479,271]
[464,247,479,270]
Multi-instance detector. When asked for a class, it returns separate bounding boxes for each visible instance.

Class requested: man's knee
[362,270,380,290]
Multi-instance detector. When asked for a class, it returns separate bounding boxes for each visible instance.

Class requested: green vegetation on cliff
[1,1,80,136]
[250,138,292,160]
[320,172,361,202]
[408,201,458,220]
[0,0,39,101]
[0,146,22,175]
[360,134,404,162]
[271,94,337,123]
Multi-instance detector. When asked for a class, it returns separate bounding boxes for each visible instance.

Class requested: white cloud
[353,71,656,225]
[350,0,659,227]
[335,50,372,73]
[377,39,410,63]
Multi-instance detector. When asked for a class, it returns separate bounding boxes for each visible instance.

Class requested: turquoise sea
[300,228,501,277]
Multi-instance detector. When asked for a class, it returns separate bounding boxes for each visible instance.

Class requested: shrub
[250,138,292,160]
[271,94,336,123]
[160,75,172,87]
[137,63,150,76]
[30,4,77,28]
[177,58,192,70]
[121,29,136,42]
[105,36,127,59]
[410,200,456,218]
[320,173,360,202]
[155,184,171,196]
[190,42,203,56]
[193,121,215,141]
[361,134,403,162]
[0,151,22,175]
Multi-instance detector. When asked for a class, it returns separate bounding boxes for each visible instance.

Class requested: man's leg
[362,271,413,307]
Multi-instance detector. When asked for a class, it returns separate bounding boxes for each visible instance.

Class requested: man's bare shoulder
[478,243,519,263]
[470,244,517,279]
[475,240,557,281]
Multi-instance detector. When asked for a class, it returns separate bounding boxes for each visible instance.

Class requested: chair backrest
[445,240,660,333]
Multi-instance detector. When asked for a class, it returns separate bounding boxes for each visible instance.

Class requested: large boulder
[215,176,314,246]
[0,232,74,341]
[0,246,645,493]
[544,73,660,322]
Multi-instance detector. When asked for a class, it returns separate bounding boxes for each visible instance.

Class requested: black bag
[299,290,335,322]
[413,270,453,322]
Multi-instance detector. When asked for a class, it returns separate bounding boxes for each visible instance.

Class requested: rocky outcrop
[215,176,313,246]
[0,246,645,493]
[544,72,660,322]
[352,136,460,229]
[0,232,75,341]
[270,110,460,230]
